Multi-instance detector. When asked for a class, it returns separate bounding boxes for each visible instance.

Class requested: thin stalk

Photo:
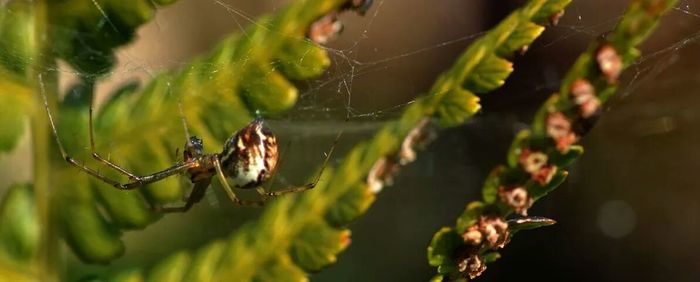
[30,0,59,280]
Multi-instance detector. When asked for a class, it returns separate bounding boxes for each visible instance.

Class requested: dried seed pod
[519,149,548,174]
[517,45,530,55]
[546,112,577,152]
[367,157,401,193]
[399,118,436,165]
[479,216,509,248]
[458,254,487,279]
[498,186,534,216]
[462,225,483,245]
[549,10,565,26]
[519,149,558,185]
[308,13,343,44]
[532,165,557,185]
[570,78,600,118]
[596,44,622,82]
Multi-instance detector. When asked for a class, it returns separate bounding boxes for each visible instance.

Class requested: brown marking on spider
[220,119,278,189]
[42,90,341,213]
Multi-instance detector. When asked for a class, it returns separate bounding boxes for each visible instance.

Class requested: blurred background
[3,0,700,281]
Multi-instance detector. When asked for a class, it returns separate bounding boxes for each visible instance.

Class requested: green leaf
[455,201,484,234]
[241,64,299,116]
[463,54,514,93]
[549,145,583,167]
[528,169,568,200]
[145,251,191,282]
[48,0,179,76]
[481,251,501,263]
[0,2,37,80]
[181,240,227,282]
[532,0,572,24]
[0,79,32,152]
[289,222,350,271]
[435,88,481,127]
[0,184,39,264]
[506,130,531,168]
[274,39,331,80]
[252,254,307,282]
[107,269,142,282]
[427,227,462,267]
[325,182,376,227]
[58,174,125,263]
[482,166,505,204]
[496,21,545,56]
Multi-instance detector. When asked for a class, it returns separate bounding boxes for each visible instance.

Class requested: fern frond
[52,0,361,263]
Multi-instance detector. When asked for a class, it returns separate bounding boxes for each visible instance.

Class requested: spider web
[3,0,700,281]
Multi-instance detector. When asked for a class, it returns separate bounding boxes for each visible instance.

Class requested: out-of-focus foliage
[1,0,375,270]
[0,2,36,152]
[55,0,347,263]
[0,184,38,266]
[428,0,677,280]
[6,0,349,263]
[49,0,178,76]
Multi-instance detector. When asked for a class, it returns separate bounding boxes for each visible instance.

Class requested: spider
[42,94,340,213]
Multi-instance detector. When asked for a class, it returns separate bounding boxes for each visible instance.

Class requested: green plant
[0,0,679,281]
[427,0,677,280]
[0,0,364,279]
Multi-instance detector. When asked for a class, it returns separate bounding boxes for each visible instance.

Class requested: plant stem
[30,0,58,280]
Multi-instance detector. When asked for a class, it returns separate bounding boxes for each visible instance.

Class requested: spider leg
[87,105,140,179]
[265,130,342,197]
[152,182,206,213]
[120,163,194,189]
[151,197,197,213]
[213,156,265,206]
[40,83,193,190]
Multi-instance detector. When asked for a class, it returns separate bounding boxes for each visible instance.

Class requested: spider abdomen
[219,119,278,189]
